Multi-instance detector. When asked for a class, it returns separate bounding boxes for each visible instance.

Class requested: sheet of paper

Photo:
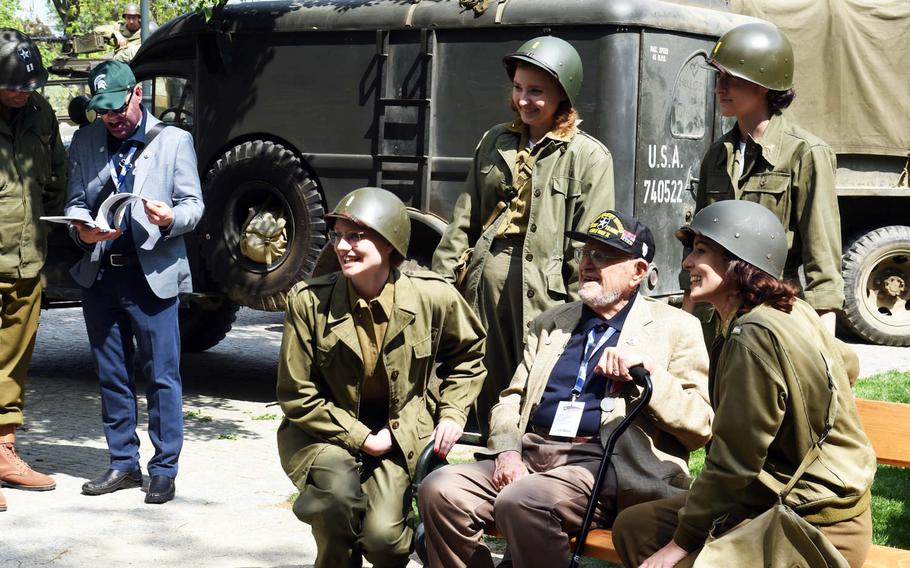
[549,401,585,438]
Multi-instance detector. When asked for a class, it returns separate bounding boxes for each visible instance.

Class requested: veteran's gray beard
[579,283,622,309]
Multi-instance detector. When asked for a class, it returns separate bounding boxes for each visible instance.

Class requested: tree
[48,0,224,34]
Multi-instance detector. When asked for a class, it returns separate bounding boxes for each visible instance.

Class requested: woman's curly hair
[726,257,799,314]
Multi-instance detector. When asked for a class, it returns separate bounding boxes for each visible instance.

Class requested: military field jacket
[484,296,713,510]
[276,268,486,488]
[675,299,876,552]
[0,93,66,279]
[696,113,844,310]
[432,121,615,332]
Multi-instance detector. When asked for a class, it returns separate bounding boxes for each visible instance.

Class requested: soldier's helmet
[708,22,794,91]
[503,36,583,106]
[326,187,411,258]
[676,200,787,279]
[0,29,48,91]
[123,3,140,16]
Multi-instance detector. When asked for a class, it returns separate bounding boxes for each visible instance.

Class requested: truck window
[150,76,194,129]
[669,54,709,140]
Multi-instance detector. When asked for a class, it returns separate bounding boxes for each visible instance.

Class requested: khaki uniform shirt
[675,299,875,551]
[696,113,844,310]
[276,268,486,487]
[433,121,615,331]
[348,277,394,416]
[0,93,66,279]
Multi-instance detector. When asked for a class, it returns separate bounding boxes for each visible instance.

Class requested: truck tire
[840,226,910,346]
[179,299,240,353]
[200,140,326,311]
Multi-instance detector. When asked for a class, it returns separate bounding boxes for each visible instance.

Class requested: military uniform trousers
[473,238,525,435]
[0,277,42,429]
[291,443,413,568]
[418,433,619,568]
[612,494,872,568]
[81,263,183,478]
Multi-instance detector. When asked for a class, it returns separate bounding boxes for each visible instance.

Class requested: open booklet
[41,193,149,232]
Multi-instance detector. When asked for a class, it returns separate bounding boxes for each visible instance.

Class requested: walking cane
[568,365,653,568]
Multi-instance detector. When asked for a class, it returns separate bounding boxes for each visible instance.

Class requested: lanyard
[109,143,139,191]
[572,325,615,400]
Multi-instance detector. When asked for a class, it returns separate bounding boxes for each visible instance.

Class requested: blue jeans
[82,264,183,478]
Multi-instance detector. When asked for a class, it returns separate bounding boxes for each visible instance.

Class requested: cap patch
[620,229,637,246]
[93,74,108,91]
[589,211,624,240]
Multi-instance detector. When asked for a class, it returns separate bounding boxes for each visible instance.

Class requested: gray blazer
[485,295,714,510]
[64,112,204,299]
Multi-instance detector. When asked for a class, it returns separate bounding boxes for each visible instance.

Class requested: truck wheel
[841,226,910,346]
[201,140,326,311]
[179,298,240,353]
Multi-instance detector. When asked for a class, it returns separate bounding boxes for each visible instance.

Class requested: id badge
[549,401,585,438]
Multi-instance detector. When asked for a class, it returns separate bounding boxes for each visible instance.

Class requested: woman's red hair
[726,258,799,314]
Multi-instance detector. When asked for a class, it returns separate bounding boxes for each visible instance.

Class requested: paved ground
[1,307,906,567]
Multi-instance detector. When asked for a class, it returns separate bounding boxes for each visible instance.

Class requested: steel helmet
[709,22,794,91]
[503,36,583,105]
[326,187,411,257]
[0,29,48,91]
[676,200,787,279]
[123,3,140,16]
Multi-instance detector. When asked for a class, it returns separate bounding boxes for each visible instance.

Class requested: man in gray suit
[419,210,713,568]
[64,60,203,504]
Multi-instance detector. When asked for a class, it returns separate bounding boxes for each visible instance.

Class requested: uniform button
[408,451,414,459]
[391,396,400,406]
[527,290,535,298]
[534,189,541,197]
[530,223,537,232]
[526,320,532,328]
[391,370,399,380]
[525,253,533,261]
[391,421,400,429]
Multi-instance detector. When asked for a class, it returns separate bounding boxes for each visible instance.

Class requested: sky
[18,0,58,29]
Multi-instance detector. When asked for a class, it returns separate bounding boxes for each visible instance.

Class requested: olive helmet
[326,187,411,257]
[123,3,140,16]
[503,36,583,105]
[676,200,787,279]
[0,29,48,91]
[708,22,794,91]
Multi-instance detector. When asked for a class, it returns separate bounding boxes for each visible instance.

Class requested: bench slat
[856,399,910,468]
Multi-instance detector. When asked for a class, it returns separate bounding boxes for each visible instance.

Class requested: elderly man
[418,210,713,568]
[65,60,203,504]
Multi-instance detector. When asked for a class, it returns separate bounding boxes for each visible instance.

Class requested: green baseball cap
[87,60,136,111]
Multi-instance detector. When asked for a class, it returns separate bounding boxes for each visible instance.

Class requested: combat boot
[0,442,56,491]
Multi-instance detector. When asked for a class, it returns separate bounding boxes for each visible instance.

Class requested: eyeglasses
[574,247,631,268]
[328,230,368,247]
[97,87,135,116]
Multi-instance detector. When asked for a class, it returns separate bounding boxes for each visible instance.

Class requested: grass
[217,433,239,440]
[252,413,279,421]
[183,409,213,423]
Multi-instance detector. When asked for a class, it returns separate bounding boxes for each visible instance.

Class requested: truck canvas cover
[732,0,910,157]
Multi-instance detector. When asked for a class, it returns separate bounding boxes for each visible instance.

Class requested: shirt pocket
[479,162,511,201]
[704,170,733,204]
[550,176,582,199]
[741,172,790,221]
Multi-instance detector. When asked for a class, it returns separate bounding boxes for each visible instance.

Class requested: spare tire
[200,140,326,311]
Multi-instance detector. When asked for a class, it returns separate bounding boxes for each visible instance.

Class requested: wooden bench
[559,398,910,566]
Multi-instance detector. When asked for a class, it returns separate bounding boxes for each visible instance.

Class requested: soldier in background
[0,29,66,512]
[94,3,152,63]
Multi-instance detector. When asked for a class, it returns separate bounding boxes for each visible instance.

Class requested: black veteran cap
[566,210,656,263]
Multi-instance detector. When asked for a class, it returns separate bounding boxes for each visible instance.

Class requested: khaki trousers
[418,433,618,568]
[612,494,873,568]
[0,277,41,429]
[473,239,525,436]
[292,443,413,568]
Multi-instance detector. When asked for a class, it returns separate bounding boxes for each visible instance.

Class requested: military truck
[42,0,910,348]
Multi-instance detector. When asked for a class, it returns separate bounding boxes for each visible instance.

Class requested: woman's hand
[492,450,527,490]
[640,540,689,568]
[361,427,394,457]
[594,347,653,382]
[432,419,463,459]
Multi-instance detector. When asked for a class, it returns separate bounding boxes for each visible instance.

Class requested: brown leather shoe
[0,487,7,512]
[0,442,56,491]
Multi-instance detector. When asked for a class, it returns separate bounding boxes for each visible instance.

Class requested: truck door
[634,32,717,297]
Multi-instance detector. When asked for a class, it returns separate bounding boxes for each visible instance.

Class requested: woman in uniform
[276,187,486,568]
[432,36,615,433]
[688,22,843,334]
[612,200,875,568]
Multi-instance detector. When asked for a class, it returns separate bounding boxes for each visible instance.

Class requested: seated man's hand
[361,427,394,457]
[595,346,653,383]
[432,419,462,459]
[114,33,128,49]
[641,539,688,568]
[144,200,174,227]
[72,220,121,244]
[492,450,527,490]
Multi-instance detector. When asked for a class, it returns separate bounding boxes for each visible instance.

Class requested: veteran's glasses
[329,230,368,247]
[97,87,136,117]
[574,247,631,268]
